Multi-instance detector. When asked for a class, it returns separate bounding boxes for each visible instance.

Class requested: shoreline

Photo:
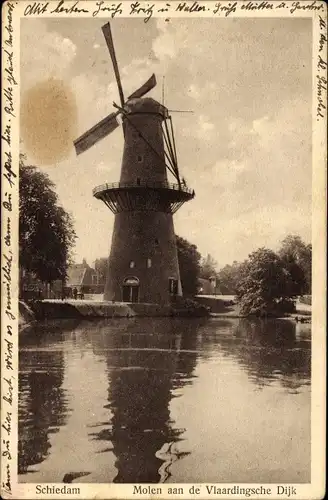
[19,298,311,327]
[210,314,311,322]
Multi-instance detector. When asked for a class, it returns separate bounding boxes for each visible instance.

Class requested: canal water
[18,317,311,484]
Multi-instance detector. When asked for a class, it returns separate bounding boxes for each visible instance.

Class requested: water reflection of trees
[18,321,73,474]
[20,319,82,348]
[18,350,68,473]
[197,318,311,391]
[89,318,201,483]
[18,316,310,480]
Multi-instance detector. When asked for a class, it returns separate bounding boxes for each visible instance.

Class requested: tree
[236,248,295,316]
[94,257,108,284]
[217,260,243,294]
[200,254,218,280]
[176,236,201,297]
[278,253,307,297]
[19,156,77,285]
[278,235,311,294]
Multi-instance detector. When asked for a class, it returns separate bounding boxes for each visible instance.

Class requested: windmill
[74,22,195,305]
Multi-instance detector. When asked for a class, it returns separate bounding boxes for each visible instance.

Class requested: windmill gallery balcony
[93,180,195,214]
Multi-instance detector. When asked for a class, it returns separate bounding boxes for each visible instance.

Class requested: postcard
[1,1,326,499]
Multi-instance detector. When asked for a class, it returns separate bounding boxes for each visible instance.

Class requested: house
[66,259,105,295]
[198,277,221,295]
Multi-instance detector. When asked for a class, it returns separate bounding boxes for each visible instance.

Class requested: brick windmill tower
[74,23,194,305]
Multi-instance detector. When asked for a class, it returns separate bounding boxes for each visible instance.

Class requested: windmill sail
[128,74,157,100]
[74,112,120,155]
[102,23,125,107]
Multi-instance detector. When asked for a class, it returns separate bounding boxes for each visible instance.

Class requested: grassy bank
[194,295,311,320]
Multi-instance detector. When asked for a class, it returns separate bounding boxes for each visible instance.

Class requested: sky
[20,16,312,268]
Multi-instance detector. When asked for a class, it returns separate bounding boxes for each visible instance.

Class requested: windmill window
[155,238,159,245]
[129,261,135,269]
[147,258,152,268]
[137,155,143,163]
[137,177,141,185]
[169,278,178,295]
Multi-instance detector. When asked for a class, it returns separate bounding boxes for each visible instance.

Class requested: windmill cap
[125,97,168,118]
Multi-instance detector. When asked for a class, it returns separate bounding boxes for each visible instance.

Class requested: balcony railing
[93,181,194,197]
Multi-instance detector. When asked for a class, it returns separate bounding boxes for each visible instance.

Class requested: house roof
[66,264,87,287]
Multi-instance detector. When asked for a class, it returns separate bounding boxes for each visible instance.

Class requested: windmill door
[122,277,139,303]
